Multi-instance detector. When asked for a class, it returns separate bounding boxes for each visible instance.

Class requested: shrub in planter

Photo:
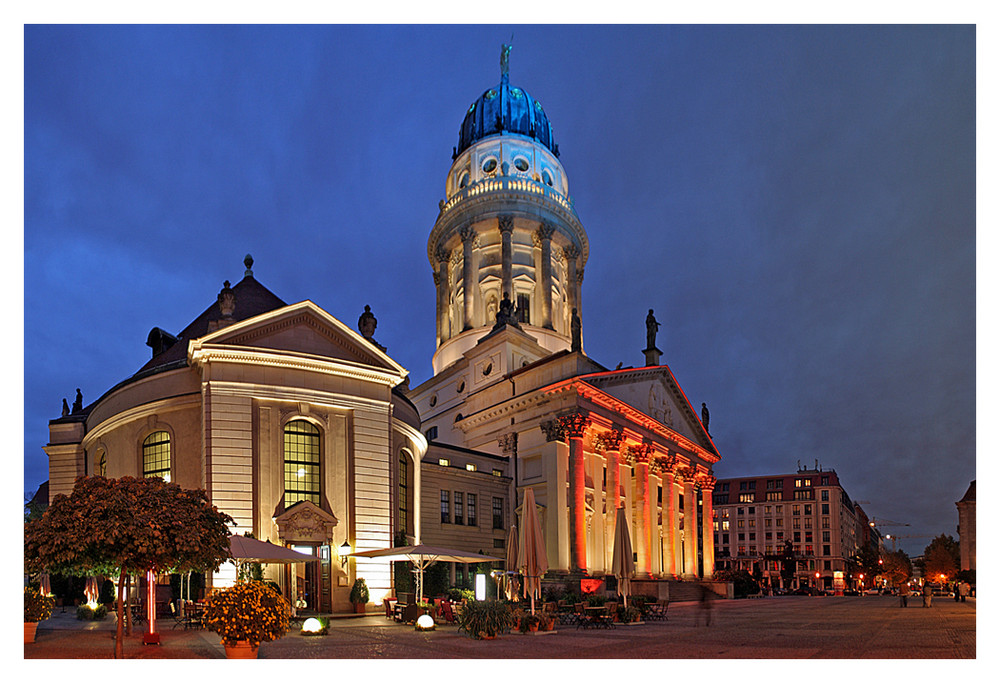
[350,578,370,612]
[518,612,542,633]
[25,586,55,623]
[617,605,642,623]
[447,587,474,603]
[586,593,608,607]
[76,603,108,620]
[203,580,290,648]
[457,599,514,639]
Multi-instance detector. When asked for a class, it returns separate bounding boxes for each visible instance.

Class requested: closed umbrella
[504,524,519,601]
[520,488,548,615]
[85,576,100,604]
[39,572,52,597]
[611,506,634,606]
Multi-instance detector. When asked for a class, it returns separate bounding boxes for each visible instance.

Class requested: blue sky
[22,24,975,557]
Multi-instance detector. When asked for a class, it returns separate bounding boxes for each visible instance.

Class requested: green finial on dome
[500,42,512,80]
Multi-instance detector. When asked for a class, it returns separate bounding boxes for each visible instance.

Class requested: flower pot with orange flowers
[203,580,290,658]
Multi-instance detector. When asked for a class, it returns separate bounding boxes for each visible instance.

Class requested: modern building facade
[407,49,721,581]
[712,466,867,591]
[44,261,427,611]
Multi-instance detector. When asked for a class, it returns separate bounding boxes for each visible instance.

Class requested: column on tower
[499,215,513,300]
[564,244,580,317]
[460,226,476,330]
[559,412,590,574]
[699,473,717,579]
[536,223,555,329]
[434,247,450,346]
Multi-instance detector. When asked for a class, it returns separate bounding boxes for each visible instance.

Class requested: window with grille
[454,492,464,524]
[516,293,530,324]
[493,497,504,529]
[143,431,171,481]
[398,452,408,533]
[284,420,320,506]
[468,493,477,527]
[441,491,450,524]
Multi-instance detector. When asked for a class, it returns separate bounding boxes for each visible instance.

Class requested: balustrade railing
[440,176,576,216]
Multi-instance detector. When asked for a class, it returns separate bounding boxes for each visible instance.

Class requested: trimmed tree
[24,476,233,658]
[921,534,960,583]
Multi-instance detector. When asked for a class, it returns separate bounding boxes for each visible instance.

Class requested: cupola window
[542,170,553,186]
[482,158,497,174]
[514,157,529,172]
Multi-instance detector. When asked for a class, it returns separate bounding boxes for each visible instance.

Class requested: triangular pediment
[581,367,714,453]
[274,499,339,545]
[197,300,405,376]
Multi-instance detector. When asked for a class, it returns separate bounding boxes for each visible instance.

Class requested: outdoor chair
[168,601,186,629]
[438,600,456,624]
[645,601,668,621]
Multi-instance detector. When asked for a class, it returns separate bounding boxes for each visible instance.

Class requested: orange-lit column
[683,471,697,578]
[699,475,716,579]
[536,223,555,329]
[460,225,475,331]
[560,412,590,574]
[597,429,624,566]
[630,444,653,578]
[661,461,678,577]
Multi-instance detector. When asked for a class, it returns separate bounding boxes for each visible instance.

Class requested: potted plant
[203,580,290,658]
[24,586,55,643]
[456,599,514,640]
[518,612,542,633]
[617,604,642,623]
[350,578,370,614]
[76,603,108,620]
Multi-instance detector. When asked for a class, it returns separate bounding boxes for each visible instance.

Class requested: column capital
[675,464,696,483]
[557,412,590,439]
[535,222,556,242]
[435,246,451,265]
[498,214,514,234]
[563,244,580,260]
[432,271,443,286]
[498,432,518,455]
[593,429,625,453]
[696,473,717,491]
[624,443,652,464]
[539,419,565,443]
[459,225,476,243]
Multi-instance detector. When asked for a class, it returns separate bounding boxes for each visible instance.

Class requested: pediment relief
[274,500,338,544]
[197,301,403,375]
[585,370,706,446]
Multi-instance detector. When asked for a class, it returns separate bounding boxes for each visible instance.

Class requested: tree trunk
[115,570,126,659]
[125,574,132,636]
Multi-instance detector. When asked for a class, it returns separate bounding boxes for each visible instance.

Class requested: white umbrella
[228,535,315,573]
[85,576,100,604]
[348,544,498,602]
[39,572,52,596]
[520,488,548,615]
[611,505,634,606]
[504,524,519,601]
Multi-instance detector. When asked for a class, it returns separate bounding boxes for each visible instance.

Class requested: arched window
[96,450,107,477]
[398,451,409,534]
[142,431,171,481]
[284,420,321,506]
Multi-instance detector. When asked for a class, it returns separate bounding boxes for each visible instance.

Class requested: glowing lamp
[86,600,99,611]
[415,614,435,631]
[475,574,486,601]
[302,617,323,633]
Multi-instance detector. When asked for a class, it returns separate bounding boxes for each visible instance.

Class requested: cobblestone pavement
[25,595,976,660]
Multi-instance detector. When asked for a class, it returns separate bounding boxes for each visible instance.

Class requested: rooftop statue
[500,43,512,77]
[701,402,710,432]
[645,309,660,350]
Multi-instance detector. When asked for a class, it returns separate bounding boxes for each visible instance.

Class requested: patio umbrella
[611,505,634,606]
[504,524,519,601]
[520,487,548,615]
[39,572,52,596]
[348,544,498,602]
[228,535,316,573]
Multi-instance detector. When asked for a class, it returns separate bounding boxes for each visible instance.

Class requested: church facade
[408,50,721,580]
[44,259,427,611]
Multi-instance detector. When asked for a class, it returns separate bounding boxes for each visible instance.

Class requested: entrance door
[291,545,320,613]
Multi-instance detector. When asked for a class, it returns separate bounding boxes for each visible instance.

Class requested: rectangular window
[749,519,756,528]
[824,559,831,570]
[738,493,754,503]
[821,503,830,515]
[821,476,830,486]
[748,481,756,489]
[805,532,813,542]
[794,531,802,542]
[722,533,729,544]
[441,491,450,524]
[764,506,771,514]
[748,507,755,515]
[749,533,756,541]
[493,538,505,549]
[516,293,530,324]
[740,481,747,490]
[805,545,814,556]
[822,517,830,529]
[737,507,744,515]
[492,497,504,529]
[805,518,813,529]
[775,479,783,488]
[775,518,783,527]
[737,519,745,528]
[765,532,772,540]
[738,533,745,541]
[438,458,450,467]
[821,490,829,501]
[822,531,830,542]
[764,518,772,527]
[492,468,503,477]
[776,531,784,540]
[823,545,831,556]
[766,491,782,501]
[720,483,729,492]
[467,493,477,527]
[425,426,438,441]
[454,492,463,525]
[466,463,477,472]
[793,505,800,516]
[804,504,812,515]
[793,519,801,529]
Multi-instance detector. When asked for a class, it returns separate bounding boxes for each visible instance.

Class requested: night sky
[23,25,975,558]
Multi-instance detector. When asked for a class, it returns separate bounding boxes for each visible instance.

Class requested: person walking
[922,582,932,608]
[959,581,969,603]
[898,583,909,608]
[700,583,714,626]
[954,582,961,602]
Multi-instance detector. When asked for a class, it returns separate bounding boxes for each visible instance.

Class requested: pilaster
[540,420,570,572]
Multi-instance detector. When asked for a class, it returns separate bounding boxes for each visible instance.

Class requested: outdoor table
[578,606,614,630]
[645,602,668,621]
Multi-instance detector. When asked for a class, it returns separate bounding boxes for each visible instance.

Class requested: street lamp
[340,540,351,568]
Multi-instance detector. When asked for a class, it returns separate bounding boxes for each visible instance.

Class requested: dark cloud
[24,25,974,557]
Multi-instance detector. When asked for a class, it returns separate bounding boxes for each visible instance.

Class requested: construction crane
[869,518,909,529]
[883,533,932,553]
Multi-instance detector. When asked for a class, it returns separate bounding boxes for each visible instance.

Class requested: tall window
[492,496,504,529]
[441,491,450,524]
[454,492,464,525]
[142,431,171,481]
[96,450,107,477]
[516,293,530,324]
[398,452,408,534]
[284,420,320,506]
[467,493,477,527]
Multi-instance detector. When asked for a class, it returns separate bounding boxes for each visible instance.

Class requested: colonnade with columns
[531,412,716,580]
[432,215,584,345]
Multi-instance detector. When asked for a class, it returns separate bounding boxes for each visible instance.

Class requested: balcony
[439,175,577,218]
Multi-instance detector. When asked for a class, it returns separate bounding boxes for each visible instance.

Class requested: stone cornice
[189,342,404,388]
[541,378,720,464]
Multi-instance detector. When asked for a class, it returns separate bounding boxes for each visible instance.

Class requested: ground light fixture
[301,617,328,636]
[415,614,435,631]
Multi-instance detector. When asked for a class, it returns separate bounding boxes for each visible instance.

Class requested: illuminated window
[438,458,450,467]
[721,520,730,531]
[398,452,408,534]
[766,491,781,501]
[466,463,477,472]
[492,468,503,477]
[738,493,755,503]
[468,493,477,527]
[441,491,450,524]
[775,518,783,527]
[284,420,320,506]
[142,431,171,481]
[804,505,813,515]
[792,505,800,516]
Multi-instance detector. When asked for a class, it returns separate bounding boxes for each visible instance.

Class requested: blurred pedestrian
[922,582,932,608]
[700,583,714,626]
[959,581,969,603]
[898,584,909,608]
[954,582,960,602]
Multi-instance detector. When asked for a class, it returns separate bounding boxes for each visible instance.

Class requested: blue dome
[456,74,558,158]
